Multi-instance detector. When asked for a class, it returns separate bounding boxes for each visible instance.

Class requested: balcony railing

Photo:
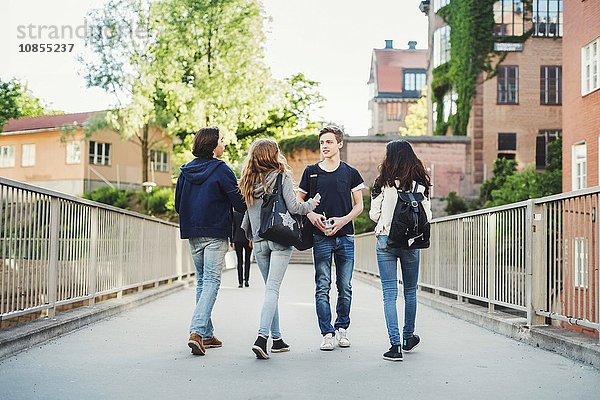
[355,187,600,342]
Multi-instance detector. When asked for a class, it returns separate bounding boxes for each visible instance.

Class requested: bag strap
[273,172,283,194]
[307,163,318,199]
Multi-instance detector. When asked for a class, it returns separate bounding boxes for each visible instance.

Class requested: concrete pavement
[0,264,598,399]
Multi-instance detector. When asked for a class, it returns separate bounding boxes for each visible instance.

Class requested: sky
[0,0,428,136]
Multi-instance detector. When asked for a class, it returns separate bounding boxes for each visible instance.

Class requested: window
[572,142,586,190]
[582,37,600,95]
[497,153,516,160]
[497,65,519,104]
[494,0,525,36]
[433,0,450,12]
[498,133,517,151]
[532,0,562,38]
[21,144,35,167]
[443,90,457,122]
[433,25,451,67]
[386,103,402,121]
[540,66,562,105]
[574,238,588,288]
[89,141,111,166]
[150,150,169,172]
[66,141,81,164]
[535,129,561,169]
[0,145,15,168]
[403,70,426,92]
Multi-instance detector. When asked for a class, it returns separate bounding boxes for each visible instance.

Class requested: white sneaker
[336,328,350,347]
[320,333,335,351]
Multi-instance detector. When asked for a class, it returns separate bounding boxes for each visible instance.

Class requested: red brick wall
[562,1,600,191]
[284,136,471,198]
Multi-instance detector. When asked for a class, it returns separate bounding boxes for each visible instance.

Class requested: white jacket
[369,181,432,236]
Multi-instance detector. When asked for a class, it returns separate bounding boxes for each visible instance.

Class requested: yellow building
[0,112,173,195]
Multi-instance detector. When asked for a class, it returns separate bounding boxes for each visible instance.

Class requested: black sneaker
[402,335,420,352]
[271,338,290,353]
[252,335,270,359]
[383,345,403,361]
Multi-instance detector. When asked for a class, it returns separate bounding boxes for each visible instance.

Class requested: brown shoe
[202,336,223,348]
[188,333,205,355]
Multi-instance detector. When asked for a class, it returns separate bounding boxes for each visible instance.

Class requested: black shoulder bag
[258,173,303,247]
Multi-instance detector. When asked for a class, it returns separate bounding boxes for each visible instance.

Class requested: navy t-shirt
[298,161,365,237]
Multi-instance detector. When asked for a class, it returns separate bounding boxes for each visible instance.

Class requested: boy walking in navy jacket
[175,127,246,356]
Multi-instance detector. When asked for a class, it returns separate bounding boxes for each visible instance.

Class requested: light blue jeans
[312,234,355,335]
[376,235,420,346]
[189,237,228,338]
[254,239,293,338]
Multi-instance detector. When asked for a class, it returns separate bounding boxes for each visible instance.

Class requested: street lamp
[142,181,156,214]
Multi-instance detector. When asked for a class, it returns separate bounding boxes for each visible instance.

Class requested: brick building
[0,112,174,195]
[367,40,427,135]
[562,0,600,191]
[420,0,563,196]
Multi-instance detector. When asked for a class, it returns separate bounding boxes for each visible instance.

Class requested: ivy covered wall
[431,0,532,136]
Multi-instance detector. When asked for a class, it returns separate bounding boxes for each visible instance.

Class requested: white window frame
[21,144,36,167]
[66,141,81,164]
[89,141,112,166]
[582,36,600,96]
[442,90,457,122]
[572,142,587,191]
[573,237,588,289]
[150,150,169,172]
[433,25,451,68]
[434,0,450,12]
[0,145,16,168]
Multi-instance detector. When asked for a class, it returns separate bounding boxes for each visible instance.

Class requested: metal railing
[355,187,600,341]
[1,177,194,321]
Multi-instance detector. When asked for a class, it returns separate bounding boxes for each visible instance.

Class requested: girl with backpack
[239,138,319,359]
[369,140,432,361]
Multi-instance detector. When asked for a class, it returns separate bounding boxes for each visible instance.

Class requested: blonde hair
[239,138,291,205]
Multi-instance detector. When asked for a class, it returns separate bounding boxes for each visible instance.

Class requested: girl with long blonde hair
[239,138,319,359]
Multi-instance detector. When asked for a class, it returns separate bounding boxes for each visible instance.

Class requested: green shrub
[138,187,175,216]
[82,186,129,209]
[354,193,376,234]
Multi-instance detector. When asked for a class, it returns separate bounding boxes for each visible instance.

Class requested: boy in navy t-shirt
[297,126,364,351]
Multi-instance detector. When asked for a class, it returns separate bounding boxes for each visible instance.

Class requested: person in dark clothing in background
[232,210,252,288]
[175,127,246,356]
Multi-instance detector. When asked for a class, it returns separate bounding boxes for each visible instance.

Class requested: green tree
[0,78,61,131]
[482,139,562,207]
[151,0,275,142]
[479,158,517,205]
[81,0,174,183]
[399,90,427,136]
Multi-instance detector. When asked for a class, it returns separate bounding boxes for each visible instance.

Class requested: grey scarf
[252,170,281,199]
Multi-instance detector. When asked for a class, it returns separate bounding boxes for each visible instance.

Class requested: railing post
[176,231,183,280]
[434,223,440,295]
[88,207,98,307]
[117,214,125,299]
[528,200,547,326]
[47,198,60,319]
[138,221,144,292]
[488,213,496,312]
[457,219,464,302]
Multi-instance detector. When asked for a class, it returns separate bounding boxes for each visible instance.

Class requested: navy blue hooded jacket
[175,157,246,239]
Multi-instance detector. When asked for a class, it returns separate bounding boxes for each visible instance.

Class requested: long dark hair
[373,140,431,195]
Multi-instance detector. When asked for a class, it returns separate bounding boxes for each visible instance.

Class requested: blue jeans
[313,234,355,335]
[254,240,293,338]
[189,237,228,338]
[376,235,420,345]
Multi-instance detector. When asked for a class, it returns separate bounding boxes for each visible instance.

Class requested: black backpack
[387,183,430,250]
